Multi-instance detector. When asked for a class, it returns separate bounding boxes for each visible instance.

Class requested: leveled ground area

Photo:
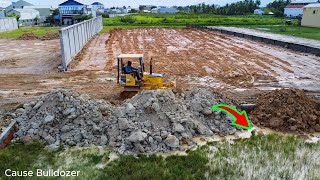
[0,39,60,74]
[1,27,320,179]
[103,28,320,91]
[1,27,320,108]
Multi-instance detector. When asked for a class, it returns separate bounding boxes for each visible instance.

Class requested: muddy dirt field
[105,28,320,91]
[0,39,60,74]
[0,28,320,109]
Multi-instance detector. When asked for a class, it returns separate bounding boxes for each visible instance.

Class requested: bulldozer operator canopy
[117,54,144,59]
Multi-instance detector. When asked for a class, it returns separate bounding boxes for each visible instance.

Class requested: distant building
[87,8,97,17]
[104,8,111,13]
[151,7,177,14]
[254,9,264,15]
[151,8,159,13]
[5,0,33,14]
[110,8,122,14]
[2,0,52,26]
[24,5,53,19]
[284,4,305,17]
[284,0,318,18]
[58,0,87,25]
[0,7,5,17]
[267,11,274,15]
[301,3,320,27]
[7,8,40,26]
[91,2,104,13]
[139,5,156,11]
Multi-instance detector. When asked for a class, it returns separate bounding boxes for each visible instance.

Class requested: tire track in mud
[187,30,294,84]
[105,28,320,90]
[181,29,255,83]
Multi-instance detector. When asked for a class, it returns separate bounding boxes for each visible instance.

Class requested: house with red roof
[284,0,319,18]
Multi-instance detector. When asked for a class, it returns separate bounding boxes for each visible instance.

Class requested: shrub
[120,16,136,23]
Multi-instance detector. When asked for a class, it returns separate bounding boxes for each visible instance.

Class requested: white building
[284,0,318,17]
[87,7,97,17]
[254,9,264,15]
[91,2,104,13]
[7,8,40,26]
[302,3,320,28]
[23,5,52,18]
[151,7,177,14]
[3,0,51,25]
[0,7,5,17]
[5,0,33,14]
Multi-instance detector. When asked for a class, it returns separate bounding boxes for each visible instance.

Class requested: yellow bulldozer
[117,54,175,97]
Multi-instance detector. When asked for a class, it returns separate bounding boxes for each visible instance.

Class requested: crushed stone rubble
[12,89,238,154]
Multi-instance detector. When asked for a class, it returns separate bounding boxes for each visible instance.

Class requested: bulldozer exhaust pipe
[150,58,153,75]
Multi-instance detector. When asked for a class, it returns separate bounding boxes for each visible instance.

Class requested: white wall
[0,18,18,32]
[284,8,304,17]
[0,10,5,18]
[59,16,103,70]
[19,11,40,20]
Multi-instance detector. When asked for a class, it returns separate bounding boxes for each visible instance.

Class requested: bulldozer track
[222,91,320,104]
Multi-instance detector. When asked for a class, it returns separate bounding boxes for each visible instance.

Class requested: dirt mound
[40,32,59,41]
[18,32,59,41]
[250,89,320,133]
[18,32,39,40]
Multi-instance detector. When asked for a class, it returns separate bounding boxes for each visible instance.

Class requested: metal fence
[59,16,103,70]
[0,18,18,32]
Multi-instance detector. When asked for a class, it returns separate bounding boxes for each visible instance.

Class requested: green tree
[46,8,59,24]
[34,16,39,25]
[7,13,20,21]
[266,0,291,17]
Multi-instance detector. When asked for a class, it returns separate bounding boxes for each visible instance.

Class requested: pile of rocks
[13,89,238,154]
[14,90,113,151]
[183,89,238,136]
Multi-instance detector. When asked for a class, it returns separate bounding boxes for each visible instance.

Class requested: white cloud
[0,0,12,7]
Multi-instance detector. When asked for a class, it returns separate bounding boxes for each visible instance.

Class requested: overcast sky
[0,0,274,8]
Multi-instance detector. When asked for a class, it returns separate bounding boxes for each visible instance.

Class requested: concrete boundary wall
[59,16,103,70]
[187,24,320,56]
[0,18,18,32]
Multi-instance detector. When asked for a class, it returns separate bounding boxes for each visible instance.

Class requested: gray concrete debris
[13,89,239,154]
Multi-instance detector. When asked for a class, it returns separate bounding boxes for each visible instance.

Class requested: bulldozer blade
[119,91,138,100]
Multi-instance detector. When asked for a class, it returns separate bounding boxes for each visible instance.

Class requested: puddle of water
[40,79,63,86]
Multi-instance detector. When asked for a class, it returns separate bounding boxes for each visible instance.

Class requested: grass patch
[101,146,209,180]
[209,134,320,179]
[0,134,319,179]
[103,14,320,40]
[52,147,110,179]
[0,141,56,177]
[235,25,320,40]
[103,14,288,27]
[101,25,184,33]
[0,27,59,39]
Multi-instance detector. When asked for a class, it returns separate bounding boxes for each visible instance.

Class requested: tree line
[183,0,261,15]
[178,0,292,17]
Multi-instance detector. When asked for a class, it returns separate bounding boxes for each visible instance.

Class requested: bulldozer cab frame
[117,54,145,85]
